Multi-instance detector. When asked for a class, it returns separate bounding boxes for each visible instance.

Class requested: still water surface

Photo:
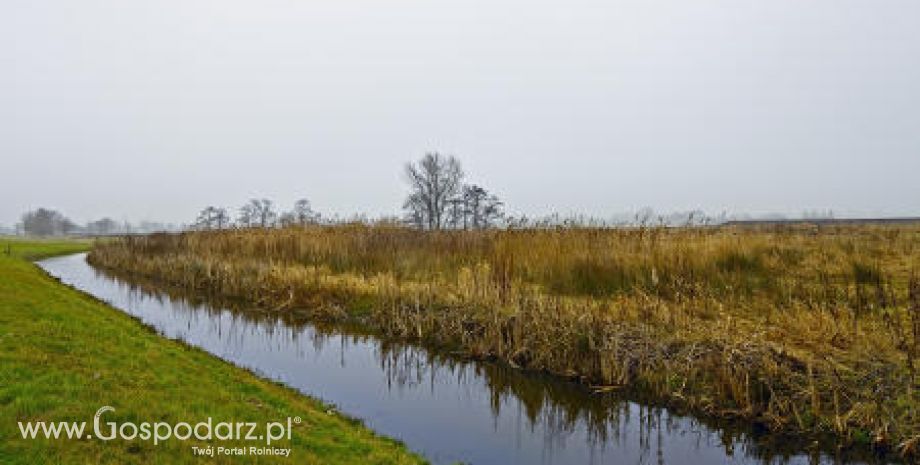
[38,253,888,465]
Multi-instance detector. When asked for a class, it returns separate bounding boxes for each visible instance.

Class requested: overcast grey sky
[2,0,918,225]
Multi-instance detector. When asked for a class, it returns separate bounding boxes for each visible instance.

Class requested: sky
[2,0,919,226]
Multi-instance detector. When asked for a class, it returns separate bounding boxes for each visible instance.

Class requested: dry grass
[88,224,920,458]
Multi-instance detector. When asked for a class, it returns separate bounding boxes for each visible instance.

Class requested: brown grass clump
[88,224,920,457]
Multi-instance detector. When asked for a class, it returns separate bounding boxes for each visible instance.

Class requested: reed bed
[88,224,920,458]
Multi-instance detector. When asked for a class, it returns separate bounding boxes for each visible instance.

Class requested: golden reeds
[88,224,920,457]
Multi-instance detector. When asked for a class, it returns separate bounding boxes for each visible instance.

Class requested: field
[0,239,426,465]
[88,224,920,459]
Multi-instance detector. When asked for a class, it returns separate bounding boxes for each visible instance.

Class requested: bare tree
[281,199,320,227]
[256,199,276,227]
[464,184,504,229]
[239,199,276,228]
[403,193,427,229]
[195,206,230,230]
[214,208,230,229]
[403,153,464,230]
[290,198,317,225]
[447,184,503,230]
[446,197,467,230]
[21,208,73,236]
[237,203,256,227]
[196,207,215,230]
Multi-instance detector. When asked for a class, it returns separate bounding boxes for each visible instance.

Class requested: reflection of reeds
[91,260,891,462]
[89,224,920,458]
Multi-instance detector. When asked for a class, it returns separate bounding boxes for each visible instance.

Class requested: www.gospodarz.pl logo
[17,406,300,457]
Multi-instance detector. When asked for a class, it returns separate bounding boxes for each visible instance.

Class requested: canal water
[37,253,887,465]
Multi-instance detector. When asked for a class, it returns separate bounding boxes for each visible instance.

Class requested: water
[37,253,889,465]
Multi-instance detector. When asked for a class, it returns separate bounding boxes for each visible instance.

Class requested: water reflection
[38,254,891,465]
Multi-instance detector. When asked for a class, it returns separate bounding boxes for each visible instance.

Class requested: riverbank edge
[85,249,912,463]
[0,241,428,465]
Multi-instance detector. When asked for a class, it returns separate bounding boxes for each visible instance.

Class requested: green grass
[0,239,426,465]
[0,236,94,261]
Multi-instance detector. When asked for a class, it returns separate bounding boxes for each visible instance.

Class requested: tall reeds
[88,223,920,457]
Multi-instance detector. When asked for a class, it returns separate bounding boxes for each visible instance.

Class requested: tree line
[193,153,505,231]
[193,198,319,230]
[10,152,765,237]
[11,208,178,236]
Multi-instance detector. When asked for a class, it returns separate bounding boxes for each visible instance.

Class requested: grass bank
[0,238,426,465]
[89,225,920,459]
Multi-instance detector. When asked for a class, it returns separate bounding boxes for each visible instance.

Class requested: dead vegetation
[88,223,920,458]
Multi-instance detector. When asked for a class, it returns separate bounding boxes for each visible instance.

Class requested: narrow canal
[38,253,887,465]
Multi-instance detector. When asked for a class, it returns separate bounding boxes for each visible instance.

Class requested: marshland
[87,222,920,460]
[6,2,920,463]
[9,151,920,463]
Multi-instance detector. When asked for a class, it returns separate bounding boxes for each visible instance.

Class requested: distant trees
[86,217,119,235]
[403,153,503,230]
[237,199,276,228]
[253,199,276,227]
[194,198,324,229]
[237,204,255,227]
[16,210,178,236]
[20,208,75,236]
[182,155,509,232]
[280,199,318,226]
[195,207,230,230]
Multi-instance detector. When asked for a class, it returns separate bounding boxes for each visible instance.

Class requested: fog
[2,0,918,225]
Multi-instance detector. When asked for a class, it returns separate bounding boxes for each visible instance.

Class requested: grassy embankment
[89,225,920,459]
[0,238,426,465]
